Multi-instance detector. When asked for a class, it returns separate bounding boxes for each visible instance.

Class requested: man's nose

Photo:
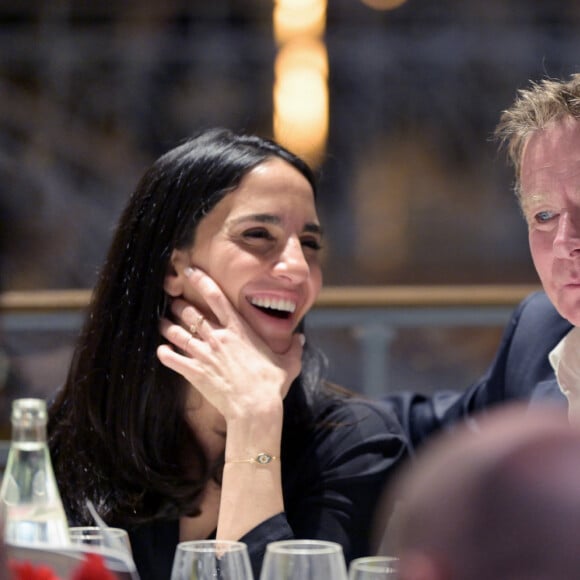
[553,211,580,258]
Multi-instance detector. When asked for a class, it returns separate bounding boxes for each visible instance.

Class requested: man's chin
[554,287,580,326]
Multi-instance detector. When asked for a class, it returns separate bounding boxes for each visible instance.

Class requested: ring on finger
[189,314,205,336]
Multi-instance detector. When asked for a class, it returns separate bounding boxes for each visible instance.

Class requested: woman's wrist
[224,406,283,463]
[225,452,279,465]
[224,392,284,422]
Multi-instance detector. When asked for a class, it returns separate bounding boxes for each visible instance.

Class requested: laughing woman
[47,128,406,580]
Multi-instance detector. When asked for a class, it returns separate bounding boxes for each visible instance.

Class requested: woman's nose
[273,238,309,282]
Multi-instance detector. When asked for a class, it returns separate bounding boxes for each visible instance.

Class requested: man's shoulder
[518,290,558,315]
[505,291,572,386]
[514,291,570,334]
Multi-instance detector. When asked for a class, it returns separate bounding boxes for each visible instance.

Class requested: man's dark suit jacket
[388,291,573,450]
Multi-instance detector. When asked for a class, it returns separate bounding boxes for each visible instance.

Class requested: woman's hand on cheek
[184,266,304,379]
[156,268,304,420]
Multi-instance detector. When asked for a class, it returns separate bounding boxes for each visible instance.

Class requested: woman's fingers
[169,298,213,341]
[183,267,238,329]
[159,317,194,352]
[157,319,209,384]
[173,268,266,352]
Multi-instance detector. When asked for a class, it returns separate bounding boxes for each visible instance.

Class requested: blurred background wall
[0,0,578,430]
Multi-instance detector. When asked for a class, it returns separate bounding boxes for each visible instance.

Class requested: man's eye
[535,210,556,224]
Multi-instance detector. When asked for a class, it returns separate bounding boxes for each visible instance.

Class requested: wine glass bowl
[170,539,253,580]
[259,539,348,580]
[68,526,132,555]
[348,556,398,579]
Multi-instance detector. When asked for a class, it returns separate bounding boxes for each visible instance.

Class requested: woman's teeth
[250,296,296,313]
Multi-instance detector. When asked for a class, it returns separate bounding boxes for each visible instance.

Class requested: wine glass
[348,556,398,579]
[69,526,132,555]
[259,539,348,580]
[170,539,254,580]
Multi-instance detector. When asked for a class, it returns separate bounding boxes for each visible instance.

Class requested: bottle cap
[11,398,47,425]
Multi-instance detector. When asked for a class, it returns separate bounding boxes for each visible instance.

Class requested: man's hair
[495,73,580,195]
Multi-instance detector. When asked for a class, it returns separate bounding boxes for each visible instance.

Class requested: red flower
[71,554,116,580]
[9,553,116,580]
[9,561,60,580]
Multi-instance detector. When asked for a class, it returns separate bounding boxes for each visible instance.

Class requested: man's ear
[164,249,190,297]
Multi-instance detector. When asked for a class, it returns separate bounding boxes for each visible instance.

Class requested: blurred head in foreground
[380,404,580,580]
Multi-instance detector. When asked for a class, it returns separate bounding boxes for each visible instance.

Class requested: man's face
[521,117,580,325]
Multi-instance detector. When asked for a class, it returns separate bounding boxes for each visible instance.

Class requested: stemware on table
[259,539,348,580]
[348,556,398,579]
[170,539,254,580]
[69,526,132,555]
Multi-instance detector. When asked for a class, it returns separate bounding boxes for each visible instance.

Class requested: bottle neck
[12,422,47,444]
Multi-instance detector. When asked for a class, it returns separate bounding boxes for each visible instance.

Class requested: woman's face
[186,157,323,354]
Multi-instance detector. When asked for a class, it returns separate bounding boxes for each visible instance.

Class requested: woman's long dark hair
[48,128,327,526]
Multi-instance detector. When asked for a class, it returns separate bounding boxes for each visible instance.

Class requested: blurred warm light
[274,0,326,45]
[359,0,407,10]
[274,40,328,167]
[275,38,328,78]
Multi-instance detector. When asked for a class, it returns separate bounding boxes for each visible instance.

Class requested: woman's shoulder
[281,386,407,490]
[282,380,407,472]
[313,383,406,443]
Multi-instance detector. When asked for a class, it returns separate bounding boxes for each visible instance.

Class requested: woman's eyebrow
[230,213,280,225]
[229,213,323,235]
[304,223,324,236]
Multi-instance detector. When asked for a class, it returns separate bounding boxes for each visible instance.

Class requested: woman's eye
[243,228,274,240]
[301,237,322,251]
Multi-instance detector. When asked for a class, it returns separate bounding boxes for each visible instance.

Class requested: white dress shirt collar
[549,326,580,424]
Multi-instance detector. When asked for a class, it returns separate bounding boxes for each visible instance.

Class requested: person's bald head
[383,404,580,580]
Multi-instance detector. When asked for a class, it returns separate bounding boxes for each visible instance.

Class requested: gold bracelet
[226,452,278,465]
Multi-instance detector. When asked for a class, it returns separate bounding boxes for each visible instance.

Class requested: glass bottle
[0,398,70,546]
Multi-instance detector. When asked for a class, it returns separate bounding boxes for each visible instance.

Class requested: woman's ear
[164,249,190,297]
